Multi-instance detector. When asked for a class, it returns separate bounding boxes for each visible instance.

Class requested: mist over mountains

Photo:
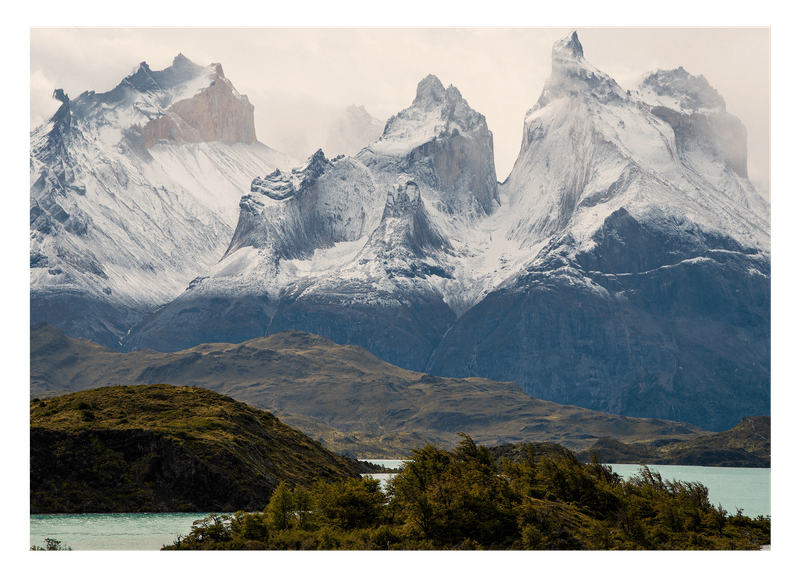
[30,32,770,433]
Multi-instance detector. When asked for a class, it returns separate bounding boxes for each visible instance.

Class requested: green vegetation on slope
[164,435,770,551]
[30,384,371,513]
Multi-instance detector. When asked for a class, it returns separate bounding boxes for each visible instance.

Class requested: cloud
[29,69,59,130]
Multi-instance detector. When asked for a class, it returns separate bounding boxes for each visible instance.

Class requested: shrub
[31,538,72,551]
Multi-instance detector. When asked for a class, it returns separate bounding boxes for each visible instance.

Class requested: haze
[30,27,770,190]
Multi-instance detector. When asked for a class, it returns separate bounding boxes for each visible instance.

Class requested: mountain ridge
[31,34,770,432]
[31,322,714,458]
[30,54,298,349]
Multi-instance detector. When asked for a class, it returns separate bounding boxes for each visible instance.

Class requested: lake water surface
[30,463,769,550]
[365,460,771,518]
[606,463,770,518]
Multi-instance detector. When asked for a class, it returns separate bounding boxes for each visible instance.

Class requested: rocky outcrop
[358,74,499,218]
[143,63,256,147]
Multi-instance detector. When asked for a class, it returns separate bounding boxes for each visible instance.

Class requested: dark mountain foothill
[30,384,377,514]
[32,323,715,459]
[574,416,770,468]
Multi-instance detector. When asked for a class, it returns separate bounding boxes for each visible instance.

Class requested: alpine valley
[30,32,770,435]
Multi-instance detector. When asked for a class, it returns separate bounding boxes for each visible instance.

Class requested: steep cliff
[142,61,257,147]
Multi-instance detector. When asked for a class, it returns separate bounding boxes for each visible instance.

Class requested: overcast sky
[30,27,770,187]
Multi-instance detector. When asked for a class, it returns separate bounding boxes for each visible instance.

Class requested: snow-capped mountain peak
[424,32,770,432]
[380,74,484,146]
[636,66,726,114]
[34,37,770,433]
[359,74,499,218]
[533,31,626,111]
[30,55,297,348]
[412,73,447,110]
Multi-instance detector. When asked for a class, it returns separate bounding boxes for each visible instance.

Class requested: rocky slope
[30,384,370,513]
[30,54,297,349]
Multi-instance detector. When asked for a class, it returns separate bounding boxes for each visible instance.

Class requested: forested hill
[30,384,375,513]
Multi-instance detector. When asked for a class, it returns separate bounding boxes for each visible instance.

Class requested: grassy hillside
[31,323,713,457]
[30,384,371,513]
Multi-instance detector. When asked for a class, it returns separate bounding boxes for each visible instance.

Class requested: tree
[311,476,386,530]
[387,443,451,540]
[388,434,518,547]
[265,481,294,531]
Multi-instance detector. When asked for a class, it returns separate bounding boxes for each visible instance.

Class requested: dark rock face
[267,283,456,373]
[405,126,498,216]
[427,211,769,432]
[31,290,147,352]
[123,293,278,354]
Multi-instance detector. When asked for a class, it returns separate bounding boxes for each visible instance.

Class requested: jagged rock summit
[359,74,500,218]
[140,58,257,147]
[30,54,297,349]
[535,31,627,109]
[121,74,497,366]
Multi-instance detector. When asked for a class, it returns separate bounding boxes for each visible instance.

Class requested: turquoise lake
[30,463,769,550]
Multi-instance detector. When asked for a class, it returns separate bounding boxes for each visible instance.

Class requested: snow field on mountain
[146,141,297,228]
